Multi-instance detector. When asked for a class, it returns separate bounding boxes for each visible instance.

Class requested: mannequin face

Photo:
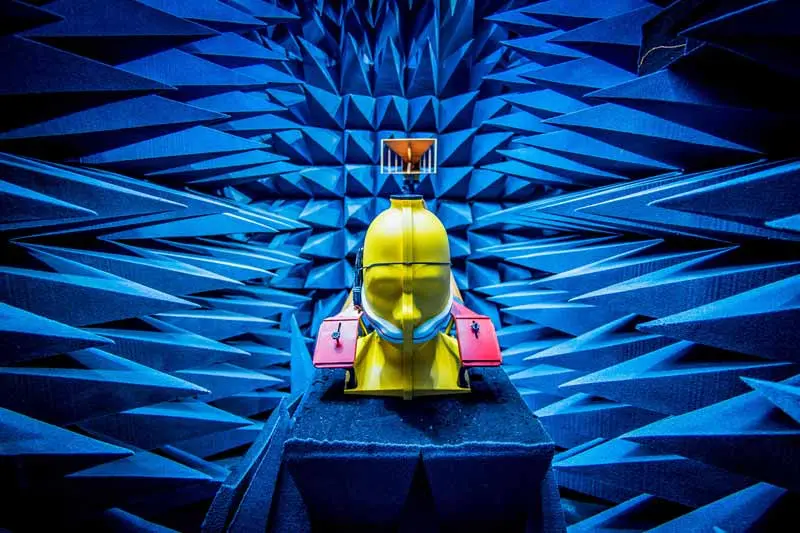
[363,262,451,331]
[361,196,452,344]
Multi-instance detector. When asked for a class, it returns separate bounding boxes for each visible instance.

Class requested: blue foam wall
[1,0,800,530]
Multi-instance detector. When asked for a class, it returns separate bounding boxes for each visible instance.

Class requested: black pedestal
[269,368,565,533]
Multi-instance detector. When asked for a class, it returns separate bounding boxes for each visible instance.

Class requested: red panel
[452,303,502,367]
[313,316,360,368]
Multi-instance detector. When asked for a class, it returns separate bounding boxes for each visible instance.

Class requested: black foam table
[268,368,565,533]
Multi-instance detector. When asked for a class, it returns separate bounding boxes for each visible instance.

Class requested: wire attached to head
[352,247,363,307]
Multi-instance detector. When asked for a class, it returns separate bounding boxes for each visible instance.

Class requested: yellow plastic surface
[347,196,468,398]
[362,196,451,332]
[348,331,469,397]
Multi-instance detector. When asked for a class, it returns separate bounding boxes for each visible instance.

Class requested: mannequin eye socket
[411,265,450,281]
[370,279,402,294]
[412,276,449,293]
[365,268,403,297]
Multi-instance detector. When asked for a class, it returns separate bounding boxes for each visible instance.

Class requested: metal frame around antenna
[380,137,438,175]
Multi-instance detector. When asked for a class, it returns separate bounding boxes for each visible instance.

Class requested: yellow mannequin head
[361,196,452,344]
